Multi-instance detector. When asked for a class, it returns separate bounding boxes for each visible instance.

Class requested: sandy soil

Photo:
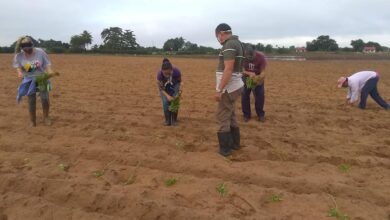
[0,54,389,220]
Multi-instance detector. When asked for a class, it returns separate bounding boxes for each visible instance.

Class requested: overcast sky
[1,0,390,48]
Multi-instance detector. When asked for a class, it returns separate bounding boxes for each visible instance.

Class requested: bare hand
[166,95,174,102]
[215,92,222,102]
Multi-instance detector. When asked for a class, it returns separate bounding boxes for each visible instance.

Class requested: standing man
[242,44,267,122]
[337,71,389,110]
[215,23,245,156]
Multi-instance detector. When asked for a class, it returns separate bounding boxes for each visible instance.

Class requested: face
[342,80,348,87]
[162,69,172,77]
[21,41,34,54]
[215,32,224,45]
[246,50,255,61]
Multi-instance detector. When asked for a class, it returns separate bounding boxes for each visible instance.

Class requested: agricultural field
[0,54,390,220]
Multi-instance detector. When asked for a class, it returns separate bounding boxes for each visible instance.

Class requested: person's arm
[156,80,173,101]
[16,67,23,79]
[216,60,234,101]
[45,65,54,75]
[349,86,359,104]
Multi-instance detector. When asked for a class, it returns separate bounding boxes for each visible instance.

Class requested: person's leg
[28,94,37,127]
[359,78,376,109]
[254,83,265,121]
[40,91,51,125]
[369,82,389,109]
[171,83,181,125]
[216,91,234,156]
[229,88,242,150]
[160,92,171,126]
[241,81,252,121]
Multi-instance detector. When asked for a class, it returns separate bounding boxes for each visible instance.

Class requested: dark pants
[241,82,265,118]
[28,91,50,114]
[359,77,389,109]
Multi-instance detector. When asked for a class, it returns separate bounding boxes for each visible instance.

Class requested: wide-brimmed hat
[337,77,347,88]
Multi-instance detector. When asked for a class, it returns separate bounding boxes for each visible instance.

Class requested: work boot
[164,110,171,126]
[171,111,178,126]
[42,99,51,126]
[28,95,36,127]
[217,132,233,157]
[230,126,240,150]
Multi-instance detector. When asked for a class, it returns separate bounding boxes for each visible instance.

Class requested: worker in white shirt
[337,71,389,110]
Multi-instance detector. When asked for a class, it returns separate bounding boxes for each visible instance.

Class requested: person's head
[215,23,232,45]
[15,36,34,54]
[161,58,173,77]
[337,77,348,88]
[245,44,256,61]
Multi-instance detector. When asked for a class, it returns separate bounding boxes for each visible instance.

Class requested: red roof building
[363,46,376,53]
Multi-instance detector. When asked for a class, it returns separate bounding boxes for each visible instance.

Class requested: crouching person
[337,71,389,110]
[156,58,182,126]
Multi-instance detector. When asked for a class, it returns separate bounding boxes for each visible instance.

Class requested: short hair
[215,23,232,34]
[161,58,172,70]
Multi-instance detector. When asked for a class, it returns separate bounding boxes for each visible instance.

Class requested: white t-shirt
[347,71,378,103]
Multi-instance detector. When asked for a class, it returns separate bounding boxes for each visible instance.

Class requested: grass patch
[328,194,349,220]
[216,182,228,197]
[165,178,177,186]
[270,194,283,202]
[58,163,70,172]
[339,164,350,173]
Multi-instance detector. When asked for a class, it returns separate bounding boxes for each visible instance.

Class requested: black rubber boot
[164,110,171,126]
[171,111,178,126]
[217,132,233,157]
[28,95,36,127]
[230,126,240,150]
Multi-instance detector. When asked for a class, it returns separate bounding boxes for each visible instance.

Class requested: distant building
[363,46,376,53]
[295,47,306,53]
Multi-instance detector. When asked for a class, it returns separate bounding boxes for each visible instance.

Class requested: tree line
[0,27,388,54]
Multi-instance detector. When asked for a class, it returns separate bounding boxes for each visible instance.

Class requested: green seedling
[216,183,228,197]
[339,164,350,173]
[58,163,70,172]
[93,170,105,177]
[165,178,177,186]
[175,141,185,150]
[328,194,349,220]
[92,160,115,178]
[270,194,283,202]
[169,96,180,113]
[36,72,60,92]
[246,77,255,89]
[124,161,141,185]
[328,208,349,220]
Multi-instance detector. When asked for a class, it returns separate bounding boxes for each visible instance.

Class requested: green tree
[81,30,93,49]
[365,41,382,52]
[163,37,185,51]
[350,39,365,52]
[265,44,273,53]
[306,35,339,51]
[182,41,198,51]
[70,35,85,50]
[255,43,265,51]
[101,27,138,51]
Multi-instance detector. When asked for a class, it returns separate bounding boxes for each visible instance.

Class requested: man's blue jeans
[241,82,265,119]
[359,77,389,109]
